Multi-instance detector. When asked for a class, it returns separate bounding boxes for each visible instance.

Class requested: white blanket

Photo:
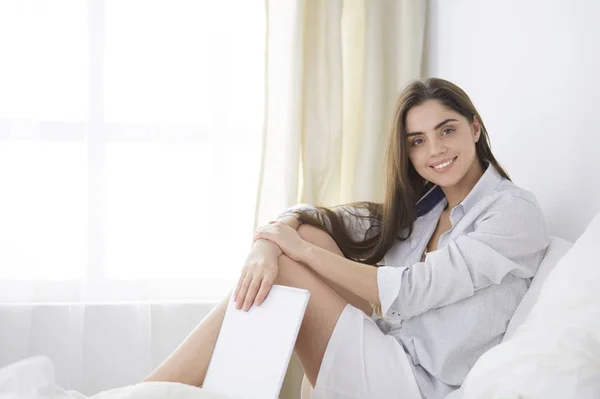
[0,356,230,399]
[460,212,600,399]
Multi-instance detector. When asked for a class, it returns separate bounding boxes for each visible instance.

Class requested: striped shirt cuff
[377,265,406,318]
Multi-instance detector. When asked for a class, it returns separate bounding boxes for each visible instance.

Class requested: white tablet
[203,285,310,399]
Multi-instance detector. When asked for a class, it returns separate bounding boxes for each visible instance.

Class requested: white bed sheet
[0,356,230,399]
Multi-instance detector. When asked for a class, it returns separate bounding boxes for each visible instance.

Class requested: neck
[442,160,485,210]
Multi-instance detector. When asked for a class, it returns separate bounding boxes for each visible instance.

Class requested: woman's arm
[253,222,380,306]
[234,215,301,311]
[302,244,380,306]
[257,196,550,320]
[376,196,549,319]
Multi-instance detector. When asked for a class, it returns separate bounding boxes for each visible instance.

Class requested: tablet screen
[203,285,310,399]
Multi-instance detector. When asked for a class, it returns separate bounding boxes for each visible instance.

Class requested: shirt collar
[415,163,504,217]
[456,163,503,214]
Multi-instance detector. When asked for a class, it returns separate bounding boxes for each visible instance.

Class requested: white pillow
[443,236,573,399]
[460,211,600,399]
[502,235,573,342]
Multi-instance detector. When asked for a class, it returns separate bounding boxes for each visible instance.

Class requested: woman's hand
[253,221,312,263]
[234,239,282,312]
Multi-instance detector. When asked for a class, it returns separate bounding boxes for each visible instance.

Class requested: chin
[437,178,463,189]
[426,170,464,188]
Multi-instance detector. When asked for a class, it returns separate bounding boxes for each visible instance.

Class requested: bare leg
[145,227,361,387]
[144,296,228,386]
[275,253,348,386]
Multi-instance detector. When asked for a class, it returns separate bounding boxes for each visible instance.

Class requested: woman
[145,78,549,399]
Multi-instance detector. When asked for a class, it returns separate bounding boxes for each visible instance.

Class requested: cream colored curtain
[255,0,427,229]
[258,1,427,397]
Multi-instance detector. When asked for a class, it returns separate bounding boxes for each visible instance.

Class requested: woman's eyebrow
[407,118,458,137]
[434,118,458,130]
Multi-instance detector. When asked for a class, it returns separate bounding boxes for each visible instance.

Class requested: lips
[429,157,457,170]
[429,157,458,172]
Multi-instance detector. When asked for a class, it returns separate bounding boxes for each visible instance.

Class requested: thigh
[275,254,348,386]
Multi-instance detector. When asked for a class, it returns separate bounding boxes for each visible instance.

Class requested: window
[0,0,265,301]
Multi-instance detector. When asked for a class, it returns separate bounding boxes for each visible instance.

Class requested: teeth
[433,159,453,169]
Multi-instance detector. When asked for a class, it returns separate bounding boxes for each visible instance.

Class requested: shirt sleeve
[278,203,374,242]
[377,196,550,319]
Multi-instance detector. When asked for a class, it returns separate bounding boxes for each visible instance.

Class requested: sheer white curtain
[0,0,265,303]
[0,0,427,397]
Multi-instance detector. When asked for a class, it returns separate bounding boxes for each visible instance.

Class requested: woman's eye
[442,128,455,135]
[411,138,423,146]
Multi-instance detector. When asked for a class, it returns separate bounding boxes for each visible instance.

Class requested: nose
[428,136,447,157]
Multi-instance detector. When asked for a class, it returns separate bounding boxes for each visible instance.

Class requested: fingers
[233,269,247,302]
[236,235,281,311]
[252,232,261,244]
[253,228,269,243]
[235,269,276,311]
[235,272,252,310]
[252,223,279,243]
[254,275,274,307]
[242,277,261,312]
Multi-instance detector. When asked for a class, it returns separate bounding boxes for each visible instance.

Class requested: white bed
[2,215,600,399]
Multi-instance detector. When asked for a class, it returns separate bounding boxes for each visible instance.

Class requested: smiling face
[405,99,482,188]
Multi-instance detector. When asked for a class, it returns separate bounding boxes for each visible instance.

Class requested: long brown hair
[291,78,510,265]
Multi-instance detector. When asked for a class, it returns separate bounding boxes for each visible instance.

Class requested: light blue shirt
[281,164,550,399]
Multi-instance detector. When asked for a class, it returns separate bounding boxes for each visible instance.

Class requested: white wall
[424,0,600,241]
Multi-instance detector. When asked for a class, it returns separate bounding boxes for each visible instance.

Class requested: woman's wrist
[253,238,283,257]
[299,241,317,265]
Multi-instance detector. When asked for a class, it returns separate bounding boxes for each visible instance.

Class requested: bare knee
[275,254,314,288]
[297,224,343,256]
[297,224,326,243]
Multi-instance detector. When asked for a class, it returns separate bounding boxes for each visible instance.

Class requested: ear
[472,117,482,143]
